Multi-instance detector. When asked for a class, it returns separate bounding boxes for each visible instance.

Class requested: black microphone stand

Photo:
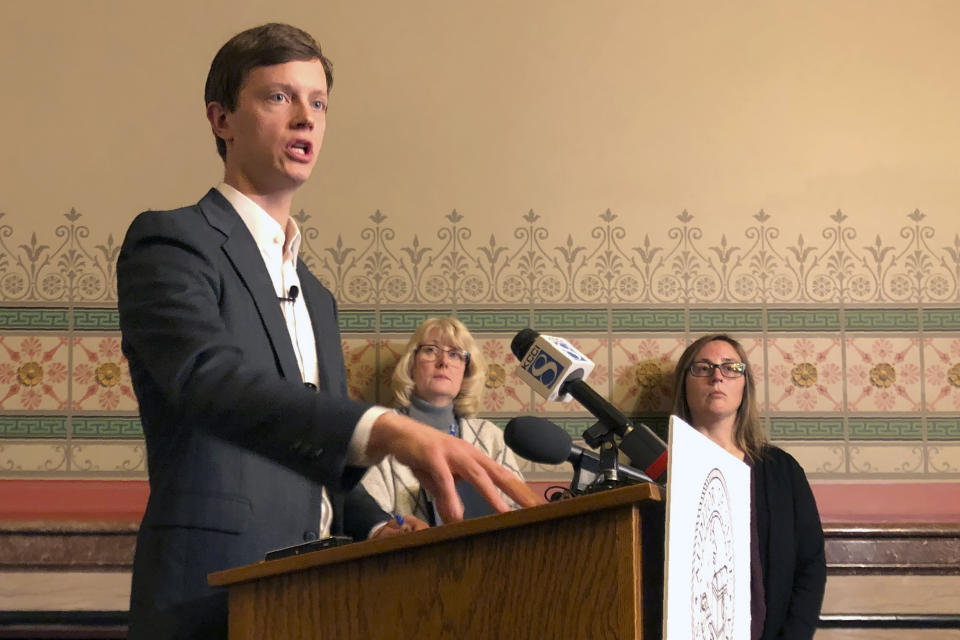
[573,428,655,494]
[559,378,660,493]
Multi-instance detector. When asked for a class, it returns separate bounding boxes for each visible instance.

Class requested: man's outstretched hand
[367,412,544,523]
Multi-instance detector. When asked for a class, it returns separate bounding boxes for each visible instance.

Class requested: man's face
[216,59,328,194]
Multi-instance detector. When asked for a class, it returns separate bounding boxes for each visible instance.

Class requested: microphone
[504,416,657,487]
[278,285,299,303]
[510,328,668,483]
[511,328,594,402]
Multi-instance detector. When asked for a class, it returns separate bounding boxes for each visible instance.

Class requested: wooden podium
[209,483,664,640]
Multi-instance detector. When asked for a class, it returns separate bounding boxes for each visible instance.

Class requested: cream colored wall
[3,1,960,485]
[2,0,958,241]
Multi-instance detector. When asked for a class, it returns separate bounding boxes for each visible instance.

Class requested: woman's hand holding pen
[371,513,429,539]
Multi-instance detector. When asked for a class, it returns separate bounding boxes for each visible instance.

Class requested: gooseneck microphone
[510,328,668,483]
[278,285,299,303]
[504,416,657,487]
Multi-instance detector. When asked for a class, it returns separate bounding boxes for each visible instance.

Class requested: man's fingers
[423,435,547,520]
[497,470,543,508]
[468,450,545,509]
[415,466,465,524]
[455,457,511,514]
[373,412,545,522]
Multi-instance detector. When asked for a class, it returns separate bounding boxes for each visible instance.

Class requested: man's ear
[206,102,231,144]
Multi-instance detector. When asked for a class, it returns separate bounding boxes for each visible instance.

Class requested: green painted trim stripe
[928,419,960,441]
[845,309,919,331]
[533,309,608,332]
[0,308,70,330]
[769,418,845,440]
[71,417,143,439]
[2,307,951,333]
[72,309,119,330]
[767,309,842,331]
[923,309,960,331]
[689,309,763,331]
[378,310,451,332]
[457,310,531,332]
[338,310,377,332]
[0,416,68,438]
[848,418,922,440]
[611,310,685,331]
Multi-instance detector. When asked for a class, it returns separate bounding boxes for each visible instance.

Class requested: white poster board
[663,415,751,640]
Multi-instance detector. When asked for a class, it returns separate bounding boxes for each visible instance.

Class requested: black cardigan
[754,446,827,640]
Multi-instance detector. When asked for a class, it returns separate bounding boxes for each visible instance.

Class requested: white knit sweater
[361,415,525,521]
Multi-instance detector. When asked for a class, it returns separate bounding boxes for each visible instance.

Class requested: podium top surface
[209,482,662,588]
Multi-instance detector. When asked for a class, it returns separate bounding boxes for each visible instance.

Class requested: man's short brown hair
[204,23,333,160]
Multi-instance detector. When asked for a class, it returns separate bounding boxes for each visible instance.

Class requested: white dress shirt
[216,183,388,537]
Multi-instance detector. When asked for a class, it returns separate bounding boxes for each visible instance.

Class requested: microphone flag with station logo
[511,328,668,484]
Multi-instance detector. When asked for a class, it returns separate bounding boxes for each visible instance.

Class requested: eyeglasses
[416,344,470,368]
[688,361,747,378]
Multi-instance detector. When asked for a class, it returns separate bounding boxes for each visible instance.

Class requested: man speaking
[117,23,538,639]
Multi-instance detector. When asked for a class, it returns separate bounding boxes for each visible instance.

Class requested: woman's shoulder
[756,444,811,480]
[759,443,793,461]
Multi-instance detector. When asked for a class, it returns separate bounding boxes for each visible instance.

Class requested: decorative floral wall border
[3,206,960,305]
[306,207,960,306]
[2,206,960,479]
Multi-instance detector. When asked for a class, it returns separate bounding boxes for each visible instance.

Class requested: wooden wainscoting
[818,523,960,640]
[0,520,134,639]
[3,519,960,638]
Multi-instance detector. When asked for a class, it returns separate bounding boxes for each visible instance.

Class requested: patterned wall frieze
[4,207,960,305]
[0,304,958,480]
[0,209,119,304]
[3,200,960,481]
[294,207,960,306]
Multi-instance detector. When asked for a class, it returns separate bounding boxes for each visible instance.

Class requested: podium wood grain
[210,483,664,640]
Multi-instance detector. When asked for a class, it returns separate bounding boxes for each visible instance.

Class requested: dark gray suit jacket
[118,189,384,639]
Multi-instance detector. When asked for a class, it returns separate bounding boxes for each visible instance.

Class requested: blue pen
[394,513,405,526]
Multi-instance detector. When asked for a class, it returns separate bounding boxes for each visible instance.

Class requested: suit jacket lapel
[198,189,302,382]
[297,260,337,394]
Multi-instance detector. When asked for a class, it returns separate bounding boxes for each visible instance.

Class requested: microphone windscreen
[504,416,572,465]
[510,328,538,360]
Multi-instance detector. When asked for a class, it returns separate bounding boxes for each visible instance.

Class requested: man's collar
[216,183,302,259]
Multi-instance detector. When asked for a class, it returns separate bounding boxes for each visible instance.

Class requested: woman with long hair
[672,334,826,640]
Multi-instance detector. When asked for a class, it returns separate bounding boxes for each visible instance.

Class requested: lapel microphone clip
[278,285,299,303]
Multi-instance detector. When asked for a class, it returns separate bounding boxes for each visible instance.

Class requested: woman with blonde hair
[362,317,525,524]
[672,334,826,640]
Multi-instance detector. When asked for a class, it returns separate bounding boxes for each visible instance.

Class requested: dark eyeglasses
[416,344,470,368]
[688,361,746,378]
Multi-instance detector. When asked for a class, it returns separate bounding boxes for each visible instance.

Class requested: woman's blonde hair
[671,334,768,461]
[391,317,487,417]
